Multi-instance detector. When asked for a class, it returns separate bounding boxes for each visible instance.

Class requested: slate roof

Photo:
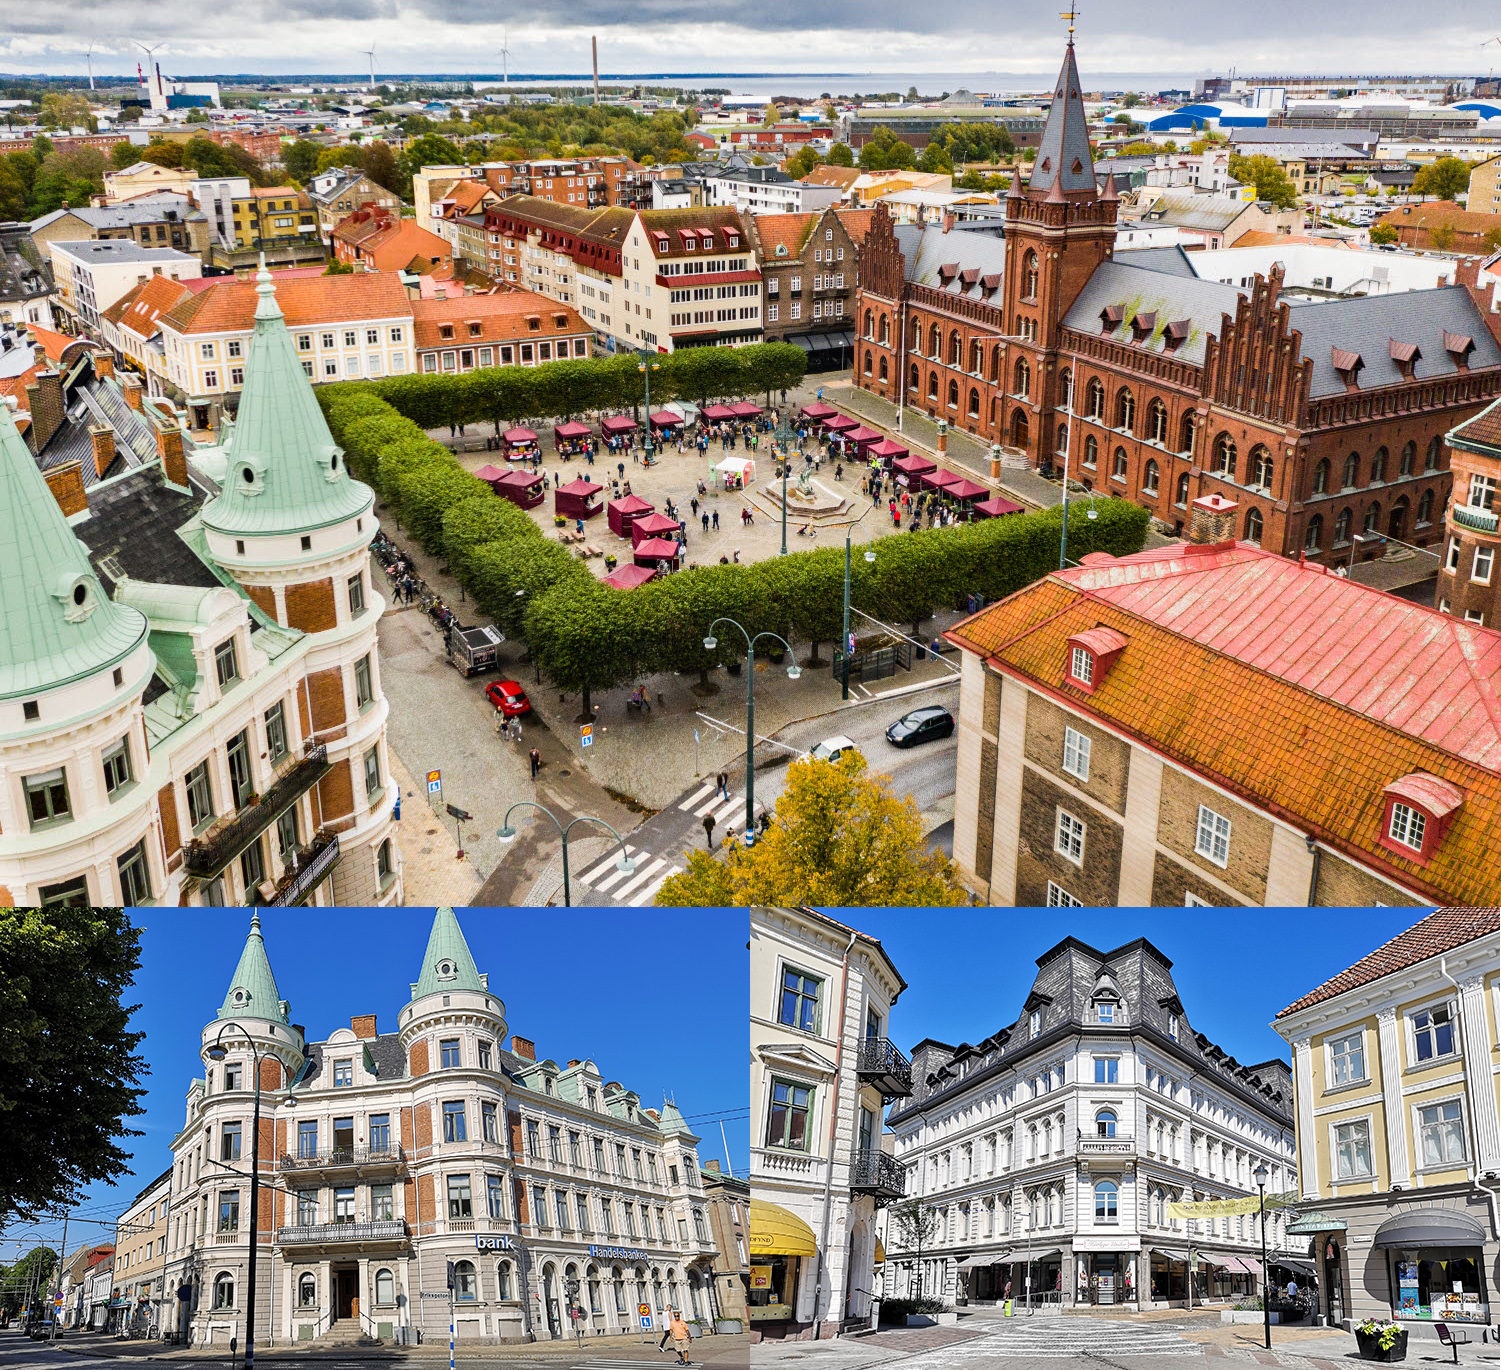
[1113,245,1200,279]
[301,1031,408,1085]
[945,542,1501,902]
[1062,259,1245,366]
[0,224,54,304]
[30,200,203,231]
[895,223,1007,302]
[1138,191,1250,232]
[37,363,161,489]
[1275,908,1499,1017]
[1028,41,1096,197]
[1232,125,1380,148]
[72,464,222,593]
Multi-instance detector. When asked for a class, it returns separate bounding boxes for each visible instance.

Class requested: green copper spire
[200,262,373,538]
[411,908,485,1000]
[656,1100,698,1139]
[0,399,147,701]
[219,913,289,1023]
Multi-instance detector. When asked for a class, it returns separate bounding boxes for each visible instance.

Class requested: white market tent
[715,455,756,484]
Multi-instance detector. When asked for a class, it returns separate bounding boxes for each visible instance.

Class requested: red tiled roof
[1378,200,1501,235]
[804,165,860,189]
[753,211,817,260]
[1449,394,1501,450]
[333,208,452,273]
[160,271,412,334]
[1275,907,1500,1017]
[103,273,196,339]
[411,291,589,350]
[836,207,876,241]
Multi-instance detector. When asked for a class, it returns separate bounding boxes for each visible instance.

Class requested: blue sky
[4,908,746,1267]
[825,908,1436,1071]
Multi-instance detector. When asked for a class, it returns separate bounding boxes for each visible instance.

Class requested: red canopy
[972,496,1025,518]
[473,464,506,483]
[729,400,762,417]
[495,470,541,491]
[946,478,989,501]
[823,414,858,432]
[558,477,603,497]
[502,427,537,445]
[799,401,837,420]
[649,410,684,429]
[554,420,591,440]
[608,494,654,517]
[922,468,962,491]
[633,537,682,564]
[601,414,638,434]
[603,563,658,589]
[843,425,883,446]
[892,453,936,475]
[631,512,683,546]
[866,438,909,459]
[556,476,604,518]
[700,403,736,422]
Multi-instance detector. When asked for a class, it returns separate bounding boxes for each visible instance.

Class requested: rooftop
[160,271,410,335]
[52,239,199,266]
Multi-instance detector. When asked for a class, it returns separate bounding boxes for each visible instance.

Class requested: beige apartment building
[1271,909,1499,1339]
[112,1169,173,1334]
[701,1161,750,1327]
[1467,155,1500,217]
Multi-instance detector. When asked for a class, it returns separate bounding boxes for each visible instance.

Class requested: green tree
[468,537,582,639]
[282,138,324,184]
[393,460,490,551]
[359,141,402,195]
[825,141,855,167]
[1429,222,1457,252]
[1228,153,1298,210]
[1484,226,1501,253]
[39,92,94,131]
[784,145,822,179]
[655,754,970,905]
[181,135,268,184]
[525,577,642,716]
[108,140,142,171]
[399,133,464,191]
[137,139,187,168]
[1119,141,1159,156]
[916,141,952,174]
[1411,156,1472,202]
[858,125,917,171]
[1369,222,1398,245]
[0,909,146,1224]
[324,259,355,274]
[1,1246,59,1318]
[28,147,107,216]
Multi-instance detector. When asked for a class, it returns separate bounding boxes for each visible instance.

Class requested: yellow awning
[749,1199,818,1258]
[874,1238,887,1264]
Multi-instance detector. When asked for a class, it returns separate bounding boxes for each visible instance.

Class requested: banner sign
[1167,1191,1299,1219]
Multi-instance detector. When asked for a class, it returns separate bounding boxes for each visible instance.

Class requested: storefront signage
[749,1268,772,1291]
[1285,1210,1348,1235]
[589,1245,647,1262]
[475,1236,518,1253]
[1078,1140,1134,1155]
[1072,1234,1141,1252]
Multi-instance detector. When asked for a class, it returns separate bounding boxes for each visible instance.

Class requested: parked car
[484,680,532,717]
[886,705,956,748]
[809,735,860,763]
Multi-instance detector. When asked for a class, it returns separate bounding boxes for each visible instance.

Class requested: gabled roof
[1139,191,1251,232]
[160,271,410,335]
[1448,393,1501,451]
[751,211,817,261]
[1063,259,1244,366]
[411,292,588,349]
[103,273,197,341]
[894,222,1006,301]
[1275,908,1499,1017]
[804,164,860,189]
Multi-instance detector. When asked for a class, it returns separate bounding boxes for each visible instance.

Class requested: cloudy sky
[0,0,1495,82]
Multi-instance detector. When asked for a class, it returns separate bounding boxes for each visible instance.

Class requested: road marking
[621,867,680,905]
[610,856,672,901]
[677,781,715,812]
[574,844,642,891]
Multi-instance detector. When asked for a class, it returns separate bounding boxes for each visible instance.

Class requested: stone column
[1292,1040,1320,1199]
[1376,1009,1411,1187]
[357,1257,370,1335]
[1459,975,1501,1171]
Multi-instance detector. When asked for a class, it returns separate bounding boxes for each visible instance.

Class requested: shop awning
[957,1252,1010,1271]
[1372,1208,1487,1249]
[1020,1249,1061,1262]
[1150,1248,1191,1263]
[1215,1256,1261,1275]
[1272,1257,1318,1276]
[749,1199,817,1258]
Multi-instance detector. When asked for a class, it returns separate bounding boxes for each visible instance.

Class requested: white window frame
[1412,1095,1467,1170]
[1054,808,1085,864]
[1194,804,1232,867]
[1328,1114,1375,1181]
[1062,726,1091,782]
[1070,646,1093,683]
[1473,544,1494,585]
[1327,1028,1367,1088]
[1405,995,1460,1068]
[1387,801,1427,851]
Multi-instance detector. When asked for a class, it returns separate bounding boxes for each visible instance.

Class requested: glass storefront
[1389,1248,1489,1324]
[748,1256,796,1324]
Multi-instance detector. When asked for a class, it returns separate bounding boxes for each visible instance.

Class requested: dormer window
[1064,627,1128,693]
[1444,330,1475,370]
[725,232,739,247]
[437,958,457,980]
[1070,646,1093,684]
[1029,1009,1041,1039]
[1162,320,1190,353]
[1389,338,1420,379]
[1378,773,1462,863]
[1130,311,1156,343]
[1099,304,1124,335]
[1331,347,1364,390]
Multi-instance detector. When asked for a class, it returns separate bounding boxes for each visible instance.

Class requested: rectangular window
[264,701,288,763]
[1475,545,1495,584]
[576,1194,591,1233]
[296,1189,318,1225]
[298,1119,318,1157]
[482,1101,499,1142]
[1094,1057,1119,1084]
[371,1183,394,1221]
[275,805,299,859]
[1418,1100,1465,1166]
[354,653,374,708]
[214,638,240,689]
[569,1131,583,1165]
[548,1125,563,1161]
[227,728,254,808]
[219,1191,240,1233]
[347,573,366,616]
[441,1038,462,1069]
[1062,727,1091,782]
[103,737,134,796]
[447,1175,473,1218]
[239,836,264,890]
[1330,1031,1365,1086]
[486,1174,506,1220]
[615,1143,628,1176]
[363,745,381,800]
[767,1078,812,1150]
[221,1121,242,1161]
[118,839,152,903]
[333,1187,354,1223]
[477,1039,491,1069]
[556,1191,571,1230]
[1054,808,1085,863]
[1412,1004,1455,1062]
[592,1137,605,1169]
[332,1058,353,1087]
[1333,1119,1373,1178]
[623,1203,637,1238]
[533,1184,549,1228]
[1388,803,1426,851]
[527,1120,541,1157]
[1194,804,1232,866]
[779,968,821,1031]
[24,768,72,827]
[443,1101,467,1142]
[369,1114,390,1151]
[600,1197,614,1235]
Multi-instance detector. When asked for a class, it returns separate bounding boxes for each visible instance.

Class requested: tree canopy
[1411,156,1473,202]
[1227,152,1299,210]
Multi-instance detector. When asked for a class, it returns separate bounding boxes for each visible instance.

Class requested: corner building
[163,911,718,1347]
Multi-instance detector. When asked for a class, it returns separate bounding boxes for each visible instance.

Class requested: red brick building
[726,123,832,149]
[854,40,1501,565]
[1438,396,1501,626]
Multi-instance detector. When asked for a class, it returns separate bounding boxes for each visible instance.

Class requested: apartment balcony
[182,742,330,879]
[856,1037,914,1098]
[1452,504,1499,534]
[263,831,340,907]
[1077,1134,1137,1170]
[274,1219,409,1252]
[277,1144,406,1181]
[850,1149,905,1205]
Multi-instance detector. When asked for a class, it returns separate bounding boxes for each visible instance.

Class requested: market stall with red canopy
[501,426,539,460]
[494,469,545,509]
[555,476,604,519]
[945,477,990,515]
[866,437,909,462]
[972,496,1026,519]
[729,400,762,418]
[631,512,684,547]
[633,536,682,569]
[823,413,859,434]
[600,414,639,436]
[892,452,937,479]
[798,401,838,422]
[603,563,658,589]
[841,425,883,450]
[473,463,507,488]
[700,403,736,423]
[553,420,593,456]
[607,493,655,537]
[921,467,963,493]
[649,410,684,432]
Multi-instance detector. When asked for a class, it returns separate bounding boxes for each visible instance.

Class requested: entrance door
[336,1271,356,1321]
[543,1265,560,1338]
[1096,1255,1117,1306]
[1324,1244,1344,1326]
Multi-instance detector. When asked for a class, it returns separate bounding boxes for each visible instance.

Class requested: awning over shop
[957,1252,1010,1271]
[1214,1256,1261,1275]
[749,1199,818,1258]
[1373,1208,1487,1249]
[1272,1257,1318,1276]
[1150,1248,1192,1263]
[1020,1249,1061,1262]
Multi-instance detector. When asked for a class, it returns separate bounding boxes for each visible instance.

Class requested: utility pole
[50,1210,70,1343]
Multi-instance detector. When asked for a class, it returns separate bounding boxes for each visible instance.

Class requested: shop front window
[1391,1250,1488,1323]
[748,1256,790,1323]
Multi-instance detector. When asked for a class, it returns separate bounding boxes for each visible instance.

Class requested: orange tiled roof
[835,207,876,242]
[1232,230,1353,249]
[160,271,412,334]
[1378,200,1501,235]
[411,291,588,350]
[28,324,84,366]
[1275,907,1499,1017]
[104,273,196,339]
[444,181,494,214]
[752,212,817,260]
[945,541,1501,903]
[804,165,860,189]
[334,211,451,274]
[1449,394,1501,450]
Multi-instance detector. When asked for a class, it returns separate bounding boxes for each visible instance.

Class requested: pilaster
[1375,1009,1411,1187]
[1292,1038,1320,1199]
[1459,975,1501,1171]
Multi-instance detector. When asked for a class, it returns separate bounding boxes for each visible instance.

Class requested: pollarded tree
[525,577,644,718]
[637,563,753,685]
[393,460,488,551]
[466,537,585,640]
[440,495,543,583]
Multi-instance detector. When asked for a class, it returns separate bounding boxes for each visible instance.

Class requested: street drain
[558,769,571,776]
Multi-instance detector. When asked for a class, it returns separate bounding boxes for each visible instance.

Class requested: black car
[885,705,955,747]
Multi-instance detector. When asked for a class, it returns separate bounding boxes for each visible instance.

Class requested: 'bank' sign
[476,1235,518,1252]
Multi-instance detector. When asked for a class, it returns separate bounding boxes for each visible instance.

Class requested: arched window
[878,315,889,344]
[862,350,873,376]
[1313,458,1330,494]
[1363,502,1380,535]
[1425,437,1441,471]
[947,330,961,366]
[909,363,920,392]
[498,1261,514,1300]
[927,371,938,401]
[213,1273,234,1310]
[1014,356,1030,397]
[611,1267,626,1314]
[375,1268,394,1306]
[297,1274,316,1308]
[1213,433,1237,476]
[1147,399,1168,444]
[688,1274,703,1319]
[587,1265,602,1313]
[1096,1109,1118,1138]
[1178,410,1196,454]
[862,309,873,338]
[1115,388,1135,432]
[1175,472,1190,507]
[1143,458,1160,495]
[1304,514,1323,551]
[1371,446,1388,482]
[1059,367,1073,408]
[1083,435,1099,469]
[1399,441,1415,477]
[1417,488,1434,525]
[652,1270,664,1311]
[1023,249,1039,299]
[911,318,924,352]
[1086,378,1105,418]
[1244,508,1263,545]
[453,1260,477,1301]
[1250,447,1273,490]
[970,340,984,374]
[1342,452,1360,489]
[878,356,888,382]
[1049,1188,1062,1226]
[1095,1181,1118,1220]
[1011,409,1030,449]
[1334,507,1352,545]
[928,323,940,356]
[1112,447,1128,482]
[967,387,980,417]
[991,345,1003,383]
[1057,422,1069,455]
[947,378,959,408]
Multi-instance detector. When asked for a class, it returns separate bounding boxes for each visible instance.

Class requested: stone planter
[1221,1311,1282,1324]
[905,1315,935,1327]
[934,1311,958,1326]
[1355,1328,1408,1362]
[713,1320,741,1334]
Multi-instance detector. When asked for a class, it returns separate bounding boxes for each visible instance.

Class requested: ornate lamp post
[1254,1160,1271,1351]
[497,801,634,905]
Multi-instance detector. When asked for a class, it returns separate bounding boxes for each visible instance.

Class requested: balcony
[264,831,341,906]
[1452,504,1499,534]
[1077,1134,1137,1169]
[274,1219,409,1251]
[278,1144,406,1180]
[182,741,330,879]
[849,1149,906,1204]
[856,1037,914,1098]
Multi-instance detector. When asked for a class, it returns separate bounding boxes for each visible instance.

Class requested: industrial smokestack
[592,36,600,107]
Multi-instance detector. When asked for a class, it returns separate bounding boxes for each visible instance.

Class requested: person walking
[690,496,699,518]
[493,708,505,736]
[658,1309,693,1366]
[701,511,710,533]
[702,812,716,850]
[711,510,720,530]
[528,747,541,779]
[511,717,523,744]
[716,770,729,801]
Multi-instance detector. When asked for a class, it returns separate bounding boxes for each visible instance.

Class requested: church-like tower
[199,264,399,905]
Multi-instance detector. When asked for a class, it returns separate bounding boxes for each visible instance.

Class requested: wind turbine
[361,46,377,91]
[84,43,96,91]
[134,41,162,103]
[498,28,512,85]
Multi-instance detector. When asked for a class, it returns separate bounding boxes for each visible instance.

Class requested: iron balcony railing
[849,1149,906,1198]
[1452,504,1499,534]
[855,1036,914,1097]
[182,741,329,878]
[278,1144,406,1173]
[266,830,340,906]
[274,1220,408,1246]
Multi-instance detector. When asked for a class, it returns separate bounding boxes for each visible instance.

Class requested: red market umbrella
[866,438,909,460]
[729,400,762,417]
[973,496,1025,518]
[631,512,684,546]
[603,563,658,589]
[700,403,736,422]
[922,468,962,492]
[946,479,989,501]
[502,427,538,445]
[843,425,883,446]
[554,420,591,442]
[632,536,682,565]
[799,401,837,420]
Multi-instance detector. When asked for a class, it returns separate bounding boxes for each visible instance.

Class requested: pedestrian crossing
[933,1316,1199,1360]
[570,1359,675,1369]
[676,779,757,828]
[571,843,683,906]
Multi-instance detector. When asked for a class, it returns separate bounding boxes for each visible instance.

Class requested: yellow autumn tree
[655,755,971,906]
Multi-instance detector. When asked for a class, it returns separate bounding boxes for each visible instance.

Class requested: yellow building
[1271,909,1499,1340]
[1469,155,1501,217]
[102,161,199,203]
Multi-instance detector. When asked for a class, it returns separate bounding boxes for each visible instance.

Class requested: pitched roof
[1448,393,1501,450]
[334,211,451,273]
[895,222,1007,302]
[411,292,588,349]
[804,164,861,189]
[160,271,411,335]
[1139,191,1252,232]
[946,542,1501,902]
[103,273,197,340]
[637,206,747,257]
[751,211,817,260]
[835,207,876,241]
[412,907,484,999]
[1378,200,1501,235]
[1063,258,1244,365]
[1275,907,1499,1017]
[1028,41,1097,197]
[218,913,289,1023]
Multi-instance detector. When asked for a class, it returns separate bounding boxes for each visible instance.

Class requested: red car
[485,680,532,717]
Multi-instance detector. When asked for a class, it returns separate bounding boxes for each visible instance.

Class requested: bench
[1436,1322,1469,1363]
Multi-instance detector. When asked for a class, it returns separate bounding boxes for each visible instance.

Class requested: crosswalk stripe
[575,845,642,890]
[677,781,715,811]
[622,867,680,906]
[690,791,724,818]
[710,796,745,824]
[610,856,671,901]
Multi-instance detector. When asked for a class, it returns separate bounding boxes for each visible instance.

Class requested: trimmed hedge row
[321,387,1150,712]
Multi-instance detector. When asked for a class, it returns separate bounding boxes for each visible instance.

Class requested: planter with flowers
[1354,1319,1408,1362]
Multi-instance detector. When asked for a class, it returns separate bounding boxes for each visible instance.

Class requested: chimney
[89,425,116,478]
[121,374,144,411]
[1453,257,1480,290]
[703,1159,721,1174]
[91,350,115,381]
[941,212,954,233]
[1188,491,1239,545]
[156,419,189,488]
[351,1014,378,1040]
[510,1035,536,1061]
[23,370,64,450]
[566,1059,581,1068]
[44,459,87,517]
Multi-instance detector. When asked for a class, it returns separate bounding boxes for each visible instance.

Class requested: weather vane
[1059,5,1080,39]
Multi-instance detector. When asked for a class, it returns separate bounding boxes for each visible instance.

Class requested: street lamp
[1254,1159,1271,1351]
[703,617,799,843]
[497,801,634,906]
[637,350,661,456]
[205,1023,266,1370]
[840,509,875,701]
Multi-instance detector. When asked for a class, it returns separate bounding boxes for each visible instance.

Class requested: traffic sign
[427,769,442,794]
[446,803,473,821]
[640,1316,652,1329]
[638,1303,651,1317]
[580,724,594,748]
